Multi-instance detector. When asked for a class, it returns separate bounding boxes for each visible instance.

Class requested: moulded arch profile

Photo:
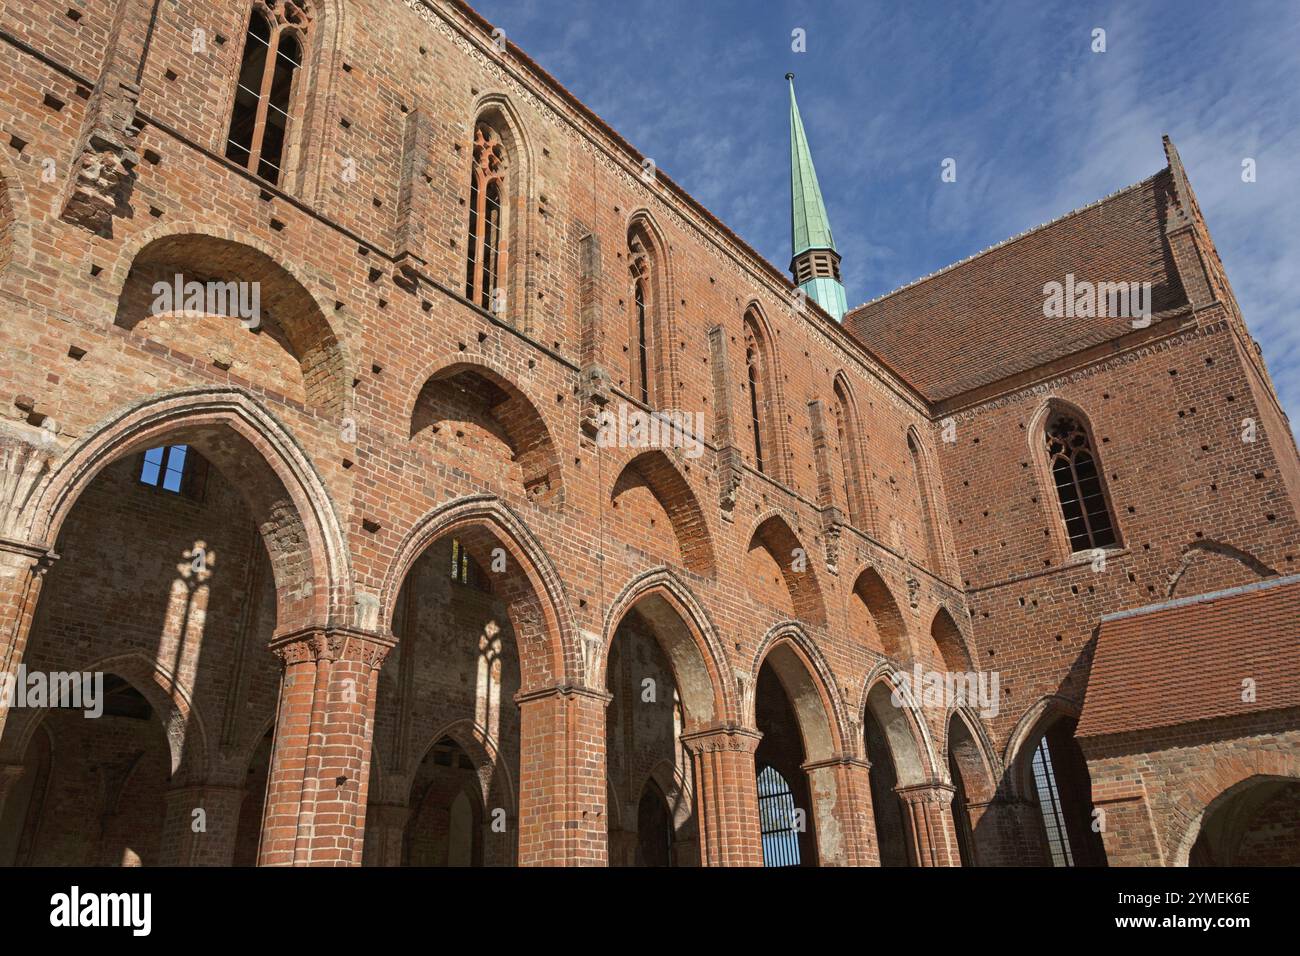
[860,666,940,787]
[413,716,517,821]
[1001,694,1081,800]
[600,567,732,728]
[378,494,577,691]
[26,386,353,633]
[608,450,715,576]
[749,623,846,764]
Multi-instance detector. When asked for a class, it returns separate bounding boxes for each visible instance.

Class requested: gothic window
[907,431,943,573]
[833,378,864,527]
[225,2,312,185]
[448,538,489,592]
[744,313,778,477]
[139,445,207,499]
[1045,414,1117,552]
[1031,736,1073,867]
[756,764,801,867]
[465,122,507,312]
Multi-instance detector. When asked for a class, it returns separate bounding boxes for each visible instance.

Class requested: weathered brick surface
[0,0,1295,866]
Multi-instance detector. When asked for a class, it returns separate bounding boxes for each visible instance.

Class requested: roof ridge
[846,170,1169,318]
[1100,572,1300,624]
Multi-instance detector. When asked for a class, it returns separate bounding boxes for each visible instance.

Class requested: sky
[470,0,1300,435]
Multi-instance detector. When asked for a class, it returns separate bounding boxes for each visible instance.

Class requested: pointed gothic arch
[109,223,351,418]
[906,425,948,577]
[464,95,532,329]
[744,513,827,626]
[742,305,785,480]
[609,450,715,576]
[831,372,870,530]
[846,565,909,659]
[408,358,563,505]
[26,387,352,633]
[625,212,673,408]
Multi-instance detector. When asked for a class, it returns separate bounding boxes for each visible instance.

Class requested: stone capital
[679,723,763,755]
[896,781,956,807]
[269,625,395,669]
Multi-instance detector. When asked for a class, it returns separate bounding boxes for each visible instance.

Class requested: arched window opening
[225,4,312,185]
[635,781,673,867]
[1027,718,1107,867]
[465,122,507,312]
[635,278,650,405]
[1045,414,1117,552]
[449,537,490,593]
[747,348,765,472]
[757,764,800,867]
[743,312,781,478]
[907,431,943,574]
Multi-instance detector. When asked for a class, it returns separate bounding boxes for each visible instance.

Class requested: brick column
[966,795,1051,865]
[0,542,55,741]
[363,803,411,867]
[680,724,763,867]
[804,755,878,866]
[898,782,960,866]
[515,685,609,866]
[161,783,243,866]
[259,626,393,866]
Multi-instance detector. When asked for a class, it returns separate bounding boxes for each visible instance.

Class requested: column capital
[680,723,763,755]
[896,781,956,807]
[268,625,395,669]
[802,753,870,773]
[514,682,612,706]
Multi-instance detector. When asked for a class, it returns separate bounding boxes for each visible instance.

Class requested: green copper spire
[787,73,847,320]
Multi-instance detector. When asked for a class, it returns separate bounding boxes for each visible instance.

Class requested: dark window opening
[748,348,764,473]
[635,782,673,867]
[1031,735,1074,867]
[448,538,489,593]
[1046,415,1117,552]
[465,123,506,311]
[635,279,649,406]
[225,8,305,186]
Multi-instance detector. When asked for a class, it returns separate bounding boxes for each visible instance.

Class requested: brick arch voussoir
[600,567,733,728]
[748,622,849,763]
[609,450,716,576]
[405,354,564,501]
[1169,758,1300,866]
[859,662,942,784]
[379,494,577,690]
[104,220,353,417]
[27,386,352,633]
[745,511,827,627]
[0,650,209,786]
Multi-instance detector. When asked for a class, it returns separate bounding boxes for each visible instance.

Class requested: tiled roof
[1076,575,1300,739]
[843,170,1189,402]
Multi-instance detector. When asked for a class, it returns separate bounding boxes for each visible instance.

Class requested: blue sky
[471,0,1300,434]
